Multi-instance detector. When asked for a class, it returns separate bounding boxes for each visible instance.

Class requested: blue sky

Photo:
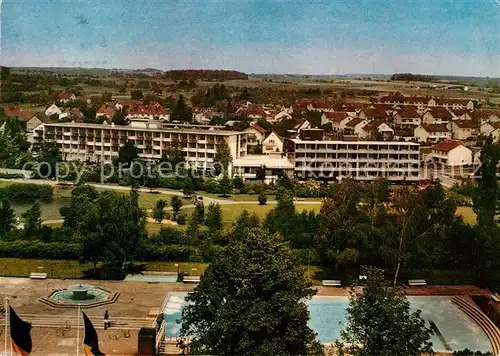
[1,0,499,76]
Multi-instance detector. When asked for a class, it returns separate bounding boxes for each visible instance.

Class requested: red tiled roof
[66,108,84,118]
[428,107,454,120]
[115,100,143,107]
[309,101,332,109]
[323,111,350,123]
[431,140,463,152]
[127,104,168,116]
[96,104,115,116]
[2,105,38,120]
[435,98,474,105]
[250,123,266,134]
[393,106,421,118]
[57,92,74,100]
[452,120,478,129]
[420,124,449,133]
[362,107,390,119]
[345,118,364,127]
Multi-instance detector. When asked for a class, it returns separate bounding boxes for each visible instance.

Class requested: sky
[1,0,499,76]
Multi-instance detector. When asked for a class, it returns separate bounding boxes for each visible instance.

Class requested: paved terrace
[0,277,492,355]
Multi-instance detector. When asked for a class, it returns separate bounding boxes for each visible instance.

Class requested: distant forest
[390,73,436,82]
[161,69,248,81]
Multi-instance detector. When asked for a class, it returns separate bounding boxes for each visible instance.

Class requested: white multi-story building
[32,121,248,170]
[289,139,420,182]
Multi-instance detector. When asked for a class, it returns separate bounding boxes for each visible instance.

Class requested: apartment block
[32,121,248,169]
[288,139,420,182]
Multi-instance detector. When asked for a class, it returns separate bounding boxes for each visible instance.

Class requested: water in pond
[12,198,70,219]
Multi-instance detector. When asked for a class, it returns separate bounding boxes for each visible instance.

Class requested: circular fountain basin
[45,284,114,307]
[70,284,93,300]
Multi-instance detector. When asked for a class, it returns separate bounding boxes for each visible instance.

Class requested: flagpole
[76,304,81,356]
[4,298,8,356]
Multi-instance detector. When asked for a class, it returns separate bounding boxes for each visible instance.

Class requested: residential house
[246,123,266,148]
[321,112,354,132]
[480,121,500,141]
[421,107,454,124]
[57,92,77,103]
[45,104,63,117]
[458,110,499,125]
[192,107,220,123]
[126,104,169,120]
[344,118,367,136]
[262,131,284,154]
[449,120,479,140]
[2,106,39,121]
[59,108,84,121]
[236,104,268,120]
[96,104,116,118]
[273,110,292,122]
[434,98,475,110]
[359,121,394,140]
[414,124,451,143]
[306,101,335,112]
[113,100,143,111]
[26,113,53,143]
[392,106,422,128]
[428,140,473,166]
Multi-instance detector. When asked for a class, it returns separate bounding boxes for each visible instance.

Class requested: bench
[183,276,200,283]
[408,279,427,286]
[322,280,341,287]
[30,273,47,279]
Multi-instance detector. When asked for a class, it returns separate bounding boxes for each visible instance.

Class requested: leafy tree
[255,165,266,183]
[232,175,244,190]
[186,213,200,237]
[218,174,232,197]
[171,195,183,219]
[265,193,296,238]
[213,140,233,176]
[32,140,62,178]
[0,199,16,235]
[112,110,129,126]
[338,266,433,356]
[159,139,185,171]
[22,203,41,237]
[170,95,192,122]
[0,134,21,168]
[153,199,167,223]
[182,178,195,197]
[176,212,186,225]
[276,171,294,194]
[205,203,223,232]
[116,141,139,168]
[130,90,144,100]
[179,227,323,355]
[258,191,267,205]
[238,87,252,101]
[194,201,205,225]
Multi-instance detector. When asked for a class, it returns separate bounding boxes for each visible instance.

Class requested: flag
[9,305,32,356]
[82,312,105,356]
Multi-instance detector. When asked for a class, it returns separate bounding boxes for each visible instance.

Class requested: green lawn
[181,203,321,225]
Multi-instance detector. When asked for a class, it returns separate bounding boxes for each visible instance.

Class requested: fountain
[41,283,118,308]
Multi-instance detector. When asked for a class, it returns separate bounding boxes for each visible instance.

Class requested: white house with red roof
[126,104,169,120]
[262,131,284,154]
[428,140,473,166]
[392,106,422,127]
[321,112,354,131]
[246,123,266,147]
[414,124,451,143]
[44,104,63,117]
[448,120,479,140]
[57,92,77,103]
[96,104,116,118]
[192,107,220,123]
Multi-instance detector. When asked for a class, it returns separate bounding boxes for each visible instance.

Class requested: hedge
[0,241,82,259]
[136,243,202,262]
[0,183,54,203]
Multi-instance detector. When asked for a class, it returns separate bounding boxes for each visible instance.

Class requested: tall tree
[339,266,433,356]
[116,141,139,168]
[22,203,41,237]
[218,173,232,197]
[171,195,183,219]
[159,139,185,171]
[194,201,205,225]
[0,199,16,235]
[205,203,222,232]
[153,199,167,223]
[213,140,233,176]
[171,95,192,122]
[179,228,323,355]
[255,165,266,184]
[32,140,62,179]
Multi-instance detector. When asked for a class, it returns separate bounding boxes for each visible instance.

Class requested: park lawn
[0,258,325,283]
[181,203,321,225]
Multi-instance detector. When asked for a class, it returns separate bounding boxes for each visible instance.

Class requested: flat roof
[290,139,420,146]
[233,154,294,168]
[43,122,245,135]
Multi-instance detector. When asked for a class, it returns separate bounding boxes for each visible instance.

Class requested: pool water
[124,274,178,282]
[163,293,492,353]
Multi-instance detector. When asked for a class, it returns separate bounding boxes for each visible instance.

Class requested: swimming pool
[124,274,178,282]
[163,292,492,353]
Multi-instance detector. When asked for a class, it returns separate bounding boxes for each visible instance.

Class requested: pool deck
[0,277,493,355]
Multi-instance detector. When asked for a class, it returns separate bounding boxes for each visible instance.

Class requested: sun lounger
[322,280,341,287]
[408,279,427,286]
[30,272,47,279]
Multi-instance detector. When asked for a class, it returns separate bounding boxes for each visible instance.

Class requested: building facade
[288,139,420,182]
[32,121,248,170]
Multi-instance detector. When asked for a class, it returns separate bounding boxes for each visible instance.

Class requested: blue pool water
[124,274,178,282]
[163,293,492,353]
